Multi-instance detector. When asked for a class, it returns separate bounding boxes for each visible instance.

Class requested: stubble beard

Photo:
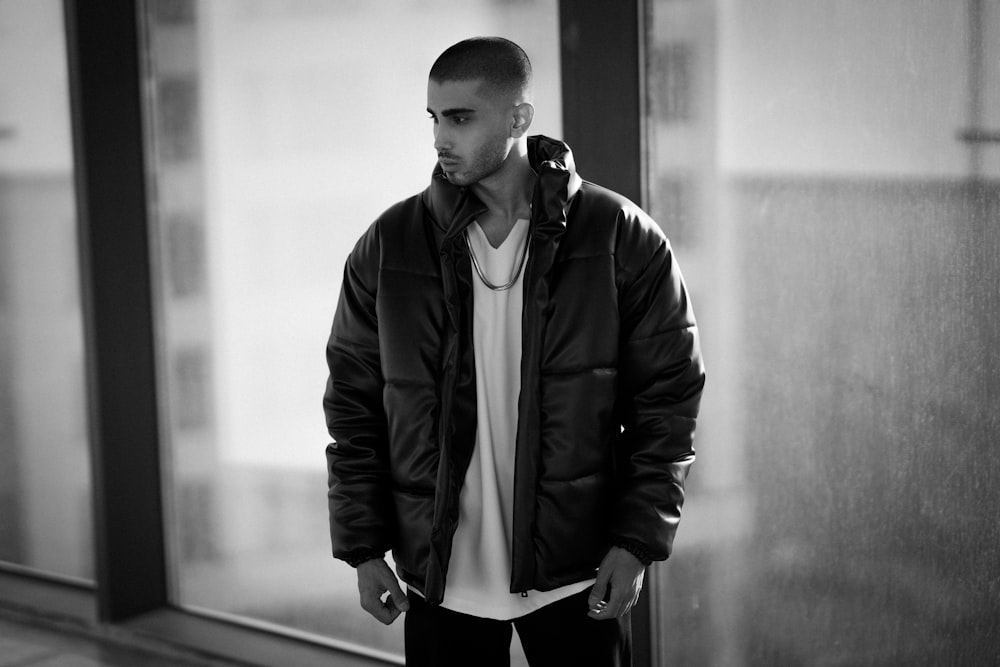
[444,134,510,187]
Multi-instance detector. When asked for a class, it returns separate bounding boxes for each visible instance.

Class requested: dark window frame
[0,1,653,664]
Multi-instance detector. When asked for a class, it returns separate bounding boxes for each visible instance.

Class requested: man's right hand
[356,558,409,625]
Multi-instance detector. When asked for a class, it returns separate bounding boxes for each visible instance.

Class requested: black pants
[404,589,632,667]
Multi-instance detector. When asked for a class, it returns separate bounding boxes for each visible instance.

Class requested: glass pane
[646,0,1000,664]
[143,0,560,658]
[0,0,93,582]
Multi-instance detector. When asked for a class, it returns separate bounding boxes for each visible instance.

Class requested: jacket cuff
[341,550,385,568]
[614,538,654,566]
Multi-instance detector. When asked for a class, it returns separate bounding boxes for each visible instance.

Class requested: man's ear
[511,102,534,138]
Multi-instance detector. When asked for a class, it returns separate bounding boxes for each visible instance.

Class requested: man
[324,37,704,666]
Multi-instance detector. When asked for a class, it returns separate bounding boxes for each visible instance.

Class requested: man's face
[426,78,515,187]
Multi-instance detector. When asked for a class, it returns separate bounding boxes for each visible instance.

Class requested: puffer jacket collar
[421,135,583,241]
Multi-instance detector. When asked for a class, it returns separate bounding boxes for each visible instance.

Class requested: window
[142,0,561,660]
[0,0,93,583]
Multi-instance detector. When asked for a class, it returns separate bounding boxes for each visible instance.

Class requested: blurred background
[1,0,997,665]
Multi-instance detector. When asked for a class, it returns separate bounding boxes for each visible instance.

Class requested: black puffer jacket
[325,136,704,604]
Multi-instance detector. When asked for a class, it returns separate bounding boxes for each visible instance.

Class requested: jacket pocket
[539,367,617,480]
[533,471,611,585]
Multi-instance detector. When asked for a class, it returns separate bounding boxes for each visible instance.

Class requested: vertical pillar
[64,0,167,621]
[559,0,645,204]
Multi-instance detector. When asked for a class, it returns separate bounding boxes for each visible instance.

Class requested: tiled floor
[0,614,222,667]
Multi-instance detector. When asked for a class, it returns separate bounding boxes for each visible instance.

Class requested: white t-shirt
[436,218,594,620]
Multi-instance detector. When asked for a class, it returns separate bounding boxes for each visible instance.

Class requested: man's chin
[443,171,473,186]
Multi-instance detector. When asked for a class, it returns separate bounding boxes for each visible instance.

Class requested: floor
[0,613,225,667]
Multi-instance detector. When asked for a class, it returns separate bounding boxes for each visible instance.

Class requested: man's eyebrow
[426,107,477,117]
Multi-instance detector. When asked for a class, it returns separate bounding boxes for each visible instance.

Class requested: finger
[373,604,399,624]
[588,568,612,609]
[603,576,629,619]
[380,594,404,624]
[587,587,611,620]
[383,588,409,614]
[361,590,396,625]
[382,574,409,612]
[587,599,611,620]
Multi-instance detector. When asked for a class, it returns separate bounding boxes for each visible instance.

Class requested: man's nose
[433,126,449,153]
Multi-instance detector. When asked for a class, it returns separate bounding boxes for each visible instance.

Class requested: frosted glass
[647,1,1000,664]
[0,0,93,582]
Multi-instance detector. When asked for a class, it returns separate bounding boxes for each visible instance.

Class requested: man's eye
[427,114,438,123]
[452,116,468,125]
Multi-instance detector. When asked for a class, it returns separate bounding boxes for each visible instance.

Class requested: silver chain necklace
[464,227,529,292]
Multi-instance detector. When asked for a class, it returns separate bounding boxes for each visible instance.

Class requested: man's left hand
[587,546,646,620]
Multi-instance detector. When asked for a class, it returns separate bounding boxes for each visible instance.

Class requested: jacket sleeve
[324,222,394,566]
[612,214,705,564]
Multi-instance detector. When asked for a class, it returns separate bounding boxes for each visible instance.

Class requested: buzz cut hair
[429,36,532,99]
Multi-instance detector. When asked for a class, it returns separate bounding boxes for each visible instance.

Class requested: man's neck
[471,146,534,248]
